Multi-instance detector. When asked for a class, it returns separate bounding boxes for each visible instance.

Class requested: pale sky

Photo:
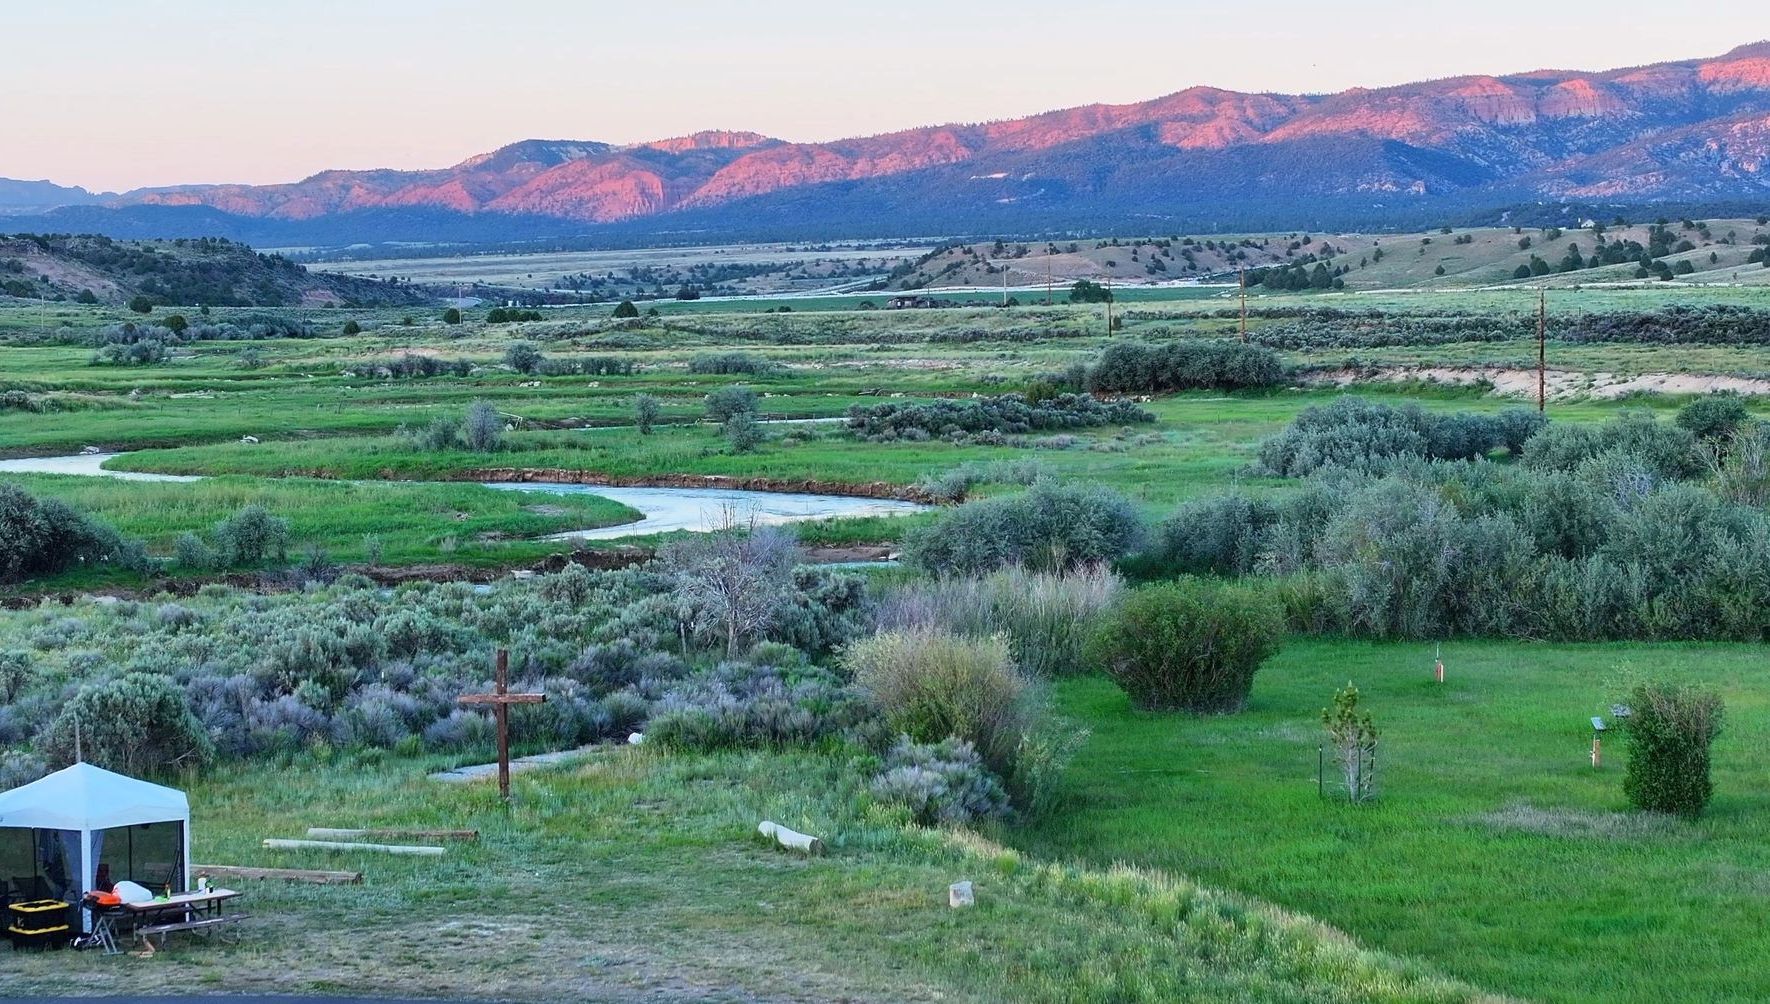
[10,0,1764,192]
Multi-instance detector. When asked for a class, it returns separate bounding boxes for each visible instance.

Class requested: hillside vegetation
[0,233,428,308]
[886,217,1770,295]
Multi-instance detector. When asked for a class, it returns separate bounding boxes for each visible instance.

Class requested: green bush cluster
[0,484,147,583]
[1241,305,1770,350]
[704,385,760,423]
[38,672,213,777]
[1085,340,1286,393]
[904,480,1144,576]
[1256,397,1544,477]
[176,504,292,570]
[1155,435,1770,639]
[847,393,1153,442]
[687,351,780,376]
[1089,580,1284,713]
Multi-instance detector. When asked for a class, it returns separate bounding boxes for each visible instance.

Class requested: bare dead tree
[659,508,802,656]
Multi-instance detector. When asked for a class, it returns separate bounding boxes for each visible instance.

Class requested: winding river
[0,453,927,541]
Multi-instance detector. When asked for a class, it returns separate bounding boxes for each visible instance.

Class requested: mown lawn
[1017,639,1770,1004]
[5,745,1492,1003]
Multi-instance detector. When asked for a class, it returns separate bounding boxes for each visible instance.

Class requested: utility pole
[1238,267,1249,342]
[1537,287,1547,413]
[1104,274,1114,335]
[1045,253,1053,307]
[1002,262,1009,307]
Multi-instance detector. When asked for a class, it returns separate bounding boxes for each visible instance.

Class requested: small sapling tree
[632,392,661,435]
[1322,683,1378,804]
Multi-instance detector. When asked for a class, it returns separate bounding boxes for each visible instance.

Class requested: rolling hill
[10,43,1770,243]
[0,233,429,307]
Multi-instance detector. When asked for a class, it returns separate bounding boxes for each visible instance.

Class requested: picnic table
[84,888,247,955]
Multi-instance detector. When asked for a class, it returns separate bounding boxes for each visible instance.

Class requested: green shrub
[904,480,1143,575]
[413,414,461,450]
[1086,340,1285,393]
[705,385,759,423]
[342,319,362,336]
[1523,412,1701,479]
[462,400,505,452]
[213,505,290,565]
[688,351,778,375]
[847,393,1152,442]
[1257,397,1511,477]
[503,341,543,374]
[442,307,462,324]
[1676,393,1749,440]
[725,411,763,452]
[174,531,219,570]
[1090,579,1284,713]
[0,484,146,582]
[1152,494,1279,575]
[633,393,660,434]
[869,737,1011,825]
[612,299,639,319]
[847,628,1034,783]
[1621,682,1724,818]
[39,672,214,776]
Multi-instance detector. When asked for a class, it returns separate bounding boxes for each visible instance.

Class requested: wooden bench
[132,913,249,954]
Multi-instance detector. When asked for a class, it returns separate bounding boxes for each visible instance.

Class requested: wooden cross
[456,649,545,800]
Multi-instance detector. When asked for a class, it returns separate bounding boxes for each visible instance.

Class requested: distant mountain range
[11,43,1770,245]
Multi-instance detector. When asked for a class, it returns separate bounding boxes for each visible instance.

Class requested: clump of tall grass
[875,564,1120,676]
[846,627,1076,813]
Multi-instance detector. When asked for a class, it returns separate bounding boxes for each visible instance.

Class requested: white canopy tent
[0,763,190,926]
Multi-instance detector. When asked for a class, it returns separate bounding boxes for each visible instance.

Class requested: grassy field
[7,280,1770,1001]
[1017,640,1770,1004]
[2,473,640,587]
[4,741,1492,1003]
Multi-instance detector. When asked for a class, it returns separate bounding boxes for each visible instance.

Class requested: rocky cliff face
[98,42,1770,227]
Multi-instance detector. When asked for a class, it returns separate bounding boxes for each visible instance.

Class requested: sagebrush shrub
[1523,411,1700,479]
[869,737,1011,826]
[646,661,867,751]
[1676,393,1748,440]
[904,480,1143,575]
[213,504,289,565]
[1621,682,1724,818]
[462,400,505,452]
[847,393,1151,441]
[725,411,763,452]
[39,672,214,775]
[1256,397,1513,477]
[1090,579,1283,713]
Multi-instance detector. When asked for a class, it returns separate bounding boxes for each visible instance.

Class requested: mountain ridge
[10,43,1770,241]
